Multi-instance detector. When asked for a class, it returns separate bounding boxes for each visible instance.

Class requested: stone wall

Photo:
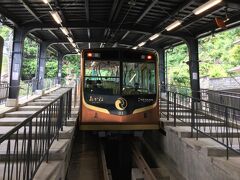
[144,129,240,180]
[200,76,240,91]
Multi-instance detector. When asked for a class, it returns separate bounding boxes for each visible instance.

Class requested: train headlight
[87,52,100,58]
[87,52,93,58]
[147,55,152,60]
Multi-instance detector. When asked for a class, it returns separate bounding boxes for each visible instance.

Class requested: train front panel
[80,48,159,128]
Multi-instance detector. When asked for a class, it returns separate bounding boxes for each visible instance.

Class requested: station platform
[142,100,240,180]
[0,87,79,180]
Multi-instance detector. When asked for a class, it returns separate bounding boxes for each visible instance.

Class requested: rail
[162,84,240,109]
[61,78,80,107]
[165,90,240,159]
[0,88,72,180]
[0,83,9,104]
[0,78,60,105]
[43,78,58,91]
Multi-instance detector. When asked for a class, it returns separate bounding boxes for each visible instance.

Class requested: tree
[166,44,190,86]
[45,58,58,78]
[62,55,80,78]
[21,38,38,80]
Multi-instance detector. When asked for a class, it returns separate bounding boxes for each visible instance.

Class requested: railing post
[26,121,32,179]
[46,105,52,163]
[196,101,199,140]
[74,81,77,107]
[167,91,170,120]
[174,92,176,126]
[191,99,195,138]
[225,107,229,160]
[59,96,64,131]
[69,89,72,119]
[27,81,30,98]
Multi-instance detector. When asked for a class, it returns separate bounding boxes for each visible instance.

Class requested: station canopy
[0,0,240,54]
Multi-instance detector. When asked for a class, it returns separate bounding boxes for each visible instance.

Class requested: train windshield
[122,62,156,95]
[84,60,156,95]
[85,61,120,95]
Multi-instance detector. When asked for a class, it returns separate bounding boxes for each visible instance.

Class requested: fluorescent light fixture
[75,48,79,52]
[50,11,62,24]
[149,33,160,41]
[193,0,222,15]
[88,43,91,49]
[138,42,146,47]
[132,46,138,50]
[42,0,49,4]
[165,20,182,31]
[67,37,73,43]
[60,27,68,35]
[71,43,76,47]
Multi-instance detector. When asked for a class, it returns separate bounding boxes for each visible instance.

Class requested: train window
[122,63,156,95]
[84,60,120,95]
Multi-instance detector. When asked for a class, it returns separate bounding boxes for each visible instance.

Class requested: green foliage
[167,44,189,86]
[21,38,38,80]
[0,26,13,78]
[199,27,240,78]
[0,26,12,40]
[229,45,240,66]
[167,27,240,86]
[22,59,37,80]
[23,38,38,58]
[45,58,58,78]
[62,55,80,78]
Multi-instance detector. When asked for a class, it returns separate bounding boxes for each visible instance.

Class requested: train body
[79,48,160,130]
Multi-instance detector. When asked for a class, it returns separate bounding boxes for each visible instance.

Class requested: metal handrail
[165,90,240,159]
[0,78,61,105]
[0,87,72,180]
[162,84,240,109]
[163,84,240,96]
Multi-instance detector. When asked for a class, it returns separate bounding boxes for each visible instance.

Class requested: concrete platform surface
[59,126,75,139]
[5,111,38,117]
[33,161,64,180]
[27,102,51,106]
[182,138,240,157]
[161,118,225,127]
[0,139,71,161]
[167,126,240,138]
[18,106,44,111]
[0,117,26,126]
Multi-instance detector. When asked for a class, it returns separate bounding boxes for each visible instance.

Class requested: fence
[61,78,80,107]
[163,84,240,109]
[0,78,60,105]
[0,88,72,180]
[0,83,9,104]
[43,78,58,91]
[165,90,240,159]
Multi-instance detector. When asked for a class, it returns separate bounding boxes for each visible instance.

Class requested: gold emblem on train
[115,98,127,111]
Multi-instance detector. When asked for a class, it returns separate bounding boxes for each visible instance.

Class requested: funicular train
[79,48,161,131]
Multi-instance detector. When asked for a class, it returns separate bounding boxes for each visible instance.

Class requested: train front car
[80,48,160,131]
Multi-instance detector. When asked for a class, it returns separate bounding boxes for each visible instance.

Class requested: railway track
[67,133,175,180]
[131,141,158,180]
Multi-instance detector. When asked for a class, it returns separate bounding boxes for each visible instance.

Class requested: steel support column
[0,36,4,80]
[158,48,166,92]
[57,52,64,84]
[185,37,200,100]
[36,42,49,90]
[8,28,27,100]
